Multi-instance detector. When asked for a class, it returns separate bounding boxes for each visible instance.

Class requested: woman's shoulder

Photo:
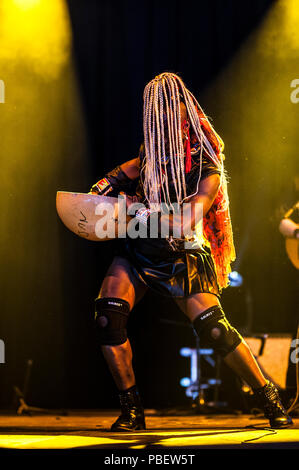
[191,149,221,179]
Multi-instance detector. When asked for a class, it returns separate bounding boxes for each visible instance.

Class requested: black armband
[90,165,134,197]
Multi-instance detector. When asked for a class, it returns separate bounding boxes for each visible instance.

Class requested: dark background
[0,0,298,411]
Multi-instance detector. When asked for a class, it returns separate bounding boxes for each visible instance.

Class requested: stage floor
[0,411,298,450]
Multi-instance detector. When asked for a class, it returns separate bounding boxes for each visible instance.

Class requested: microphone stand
[13,359,67,416]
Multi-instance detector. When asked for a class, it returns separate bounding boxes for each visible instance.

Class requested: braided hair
[142,72,225,209]
[142,72,235,290]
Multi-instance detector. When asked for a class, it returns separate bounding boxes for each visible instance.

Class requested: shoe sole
[270,421,293,429]
[110,426,146,432]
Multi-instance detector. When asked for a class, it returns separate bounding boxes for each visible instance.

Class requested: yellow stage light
[13,0,41,10]
[0,0,72,80]
[0,0,89,305]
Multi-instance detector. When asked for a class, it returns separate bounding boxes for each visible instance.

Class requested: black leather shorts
[114,238,220,299]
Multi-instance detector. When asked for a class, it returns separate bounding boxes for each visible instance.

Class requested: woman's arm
[120,157,140,180]
[161,174,221,237]
[89,157,140,196]
[133,174,221,238]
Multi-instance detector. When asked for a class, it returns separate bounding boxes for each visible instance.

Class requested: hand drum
[56,191,128,241]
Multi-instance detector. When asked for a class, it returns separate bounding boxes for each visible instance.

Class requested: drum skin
[56,191,128,241]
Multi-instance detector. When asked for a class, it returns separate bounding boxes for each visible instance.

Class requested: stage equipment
[13,359,67,416]
[243,334,293,390]
[160,317,227,412]
[179,344,225,410]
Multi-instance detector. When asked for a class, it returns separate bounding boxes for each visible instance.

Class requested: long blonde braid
[142,72,224,209]
[141,72,235,289]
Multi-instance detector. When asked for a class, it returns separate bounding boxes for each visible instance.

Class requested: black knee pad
[193,305,242,357]
[95,297,130,346]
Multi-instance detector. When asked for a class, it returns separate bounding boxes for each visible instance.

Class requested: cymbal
[56,191,128,241]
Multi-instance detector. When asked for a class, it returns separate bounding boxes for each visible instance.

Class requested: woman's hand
[119,192,140,211]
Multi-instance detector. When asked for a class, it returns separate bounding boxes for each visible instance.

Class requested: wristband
[90,177,113,196]
[135,207,162,239]
[90,165,135,196]
[135,207,151,226]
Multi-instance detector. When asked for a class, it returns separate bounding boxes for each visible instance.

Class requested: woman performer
[90,73,292,431]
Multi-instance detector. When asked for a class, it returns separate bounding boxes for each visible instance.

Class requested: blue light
[180,347,192,357]
[180,377,191,387]
[229,271,243,287]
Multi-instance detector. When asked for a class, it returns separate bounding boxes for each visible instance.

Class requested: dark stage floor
[0,410,298,450]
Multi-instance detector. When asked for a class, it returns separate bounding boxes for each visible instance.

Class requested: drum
[56,191,129,241]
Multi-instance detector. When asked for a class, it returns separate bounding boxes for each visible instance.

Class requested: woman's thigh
[98,256,148,311]
[174,292,221,322]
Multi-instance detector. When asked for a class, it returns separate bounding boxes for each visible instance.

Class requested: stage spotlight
[0,0,72,79]
[229,271,243,287]
[0,0,89,345]
[13,0,40,10]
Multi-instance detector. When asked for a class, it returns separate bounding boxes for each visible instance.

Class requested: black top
[135,144,221,205]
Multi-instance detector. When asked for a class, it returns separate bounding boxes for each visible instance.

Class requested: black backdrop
[1,0,297,411]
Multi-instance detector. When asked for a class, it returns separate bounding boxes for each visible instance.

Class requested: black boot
[111,386,146,432]
[254,381,293,428]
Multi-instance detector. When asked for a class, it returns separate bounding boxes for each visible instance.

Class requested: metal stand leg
[13,359,67,416]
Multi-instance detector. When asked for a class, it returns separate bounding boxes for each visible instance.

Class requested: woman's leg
[97,256,148,390]
[95,256,148,431]
[175,293,267,388]
[175,292,293,427]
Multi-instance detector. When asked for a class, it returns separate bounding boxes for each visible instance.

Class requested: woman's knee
[95,297,131,346]
[192,305,243,357]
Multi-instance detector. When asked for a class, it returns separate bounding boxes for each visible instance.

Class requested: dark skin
[98,156,267,391]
